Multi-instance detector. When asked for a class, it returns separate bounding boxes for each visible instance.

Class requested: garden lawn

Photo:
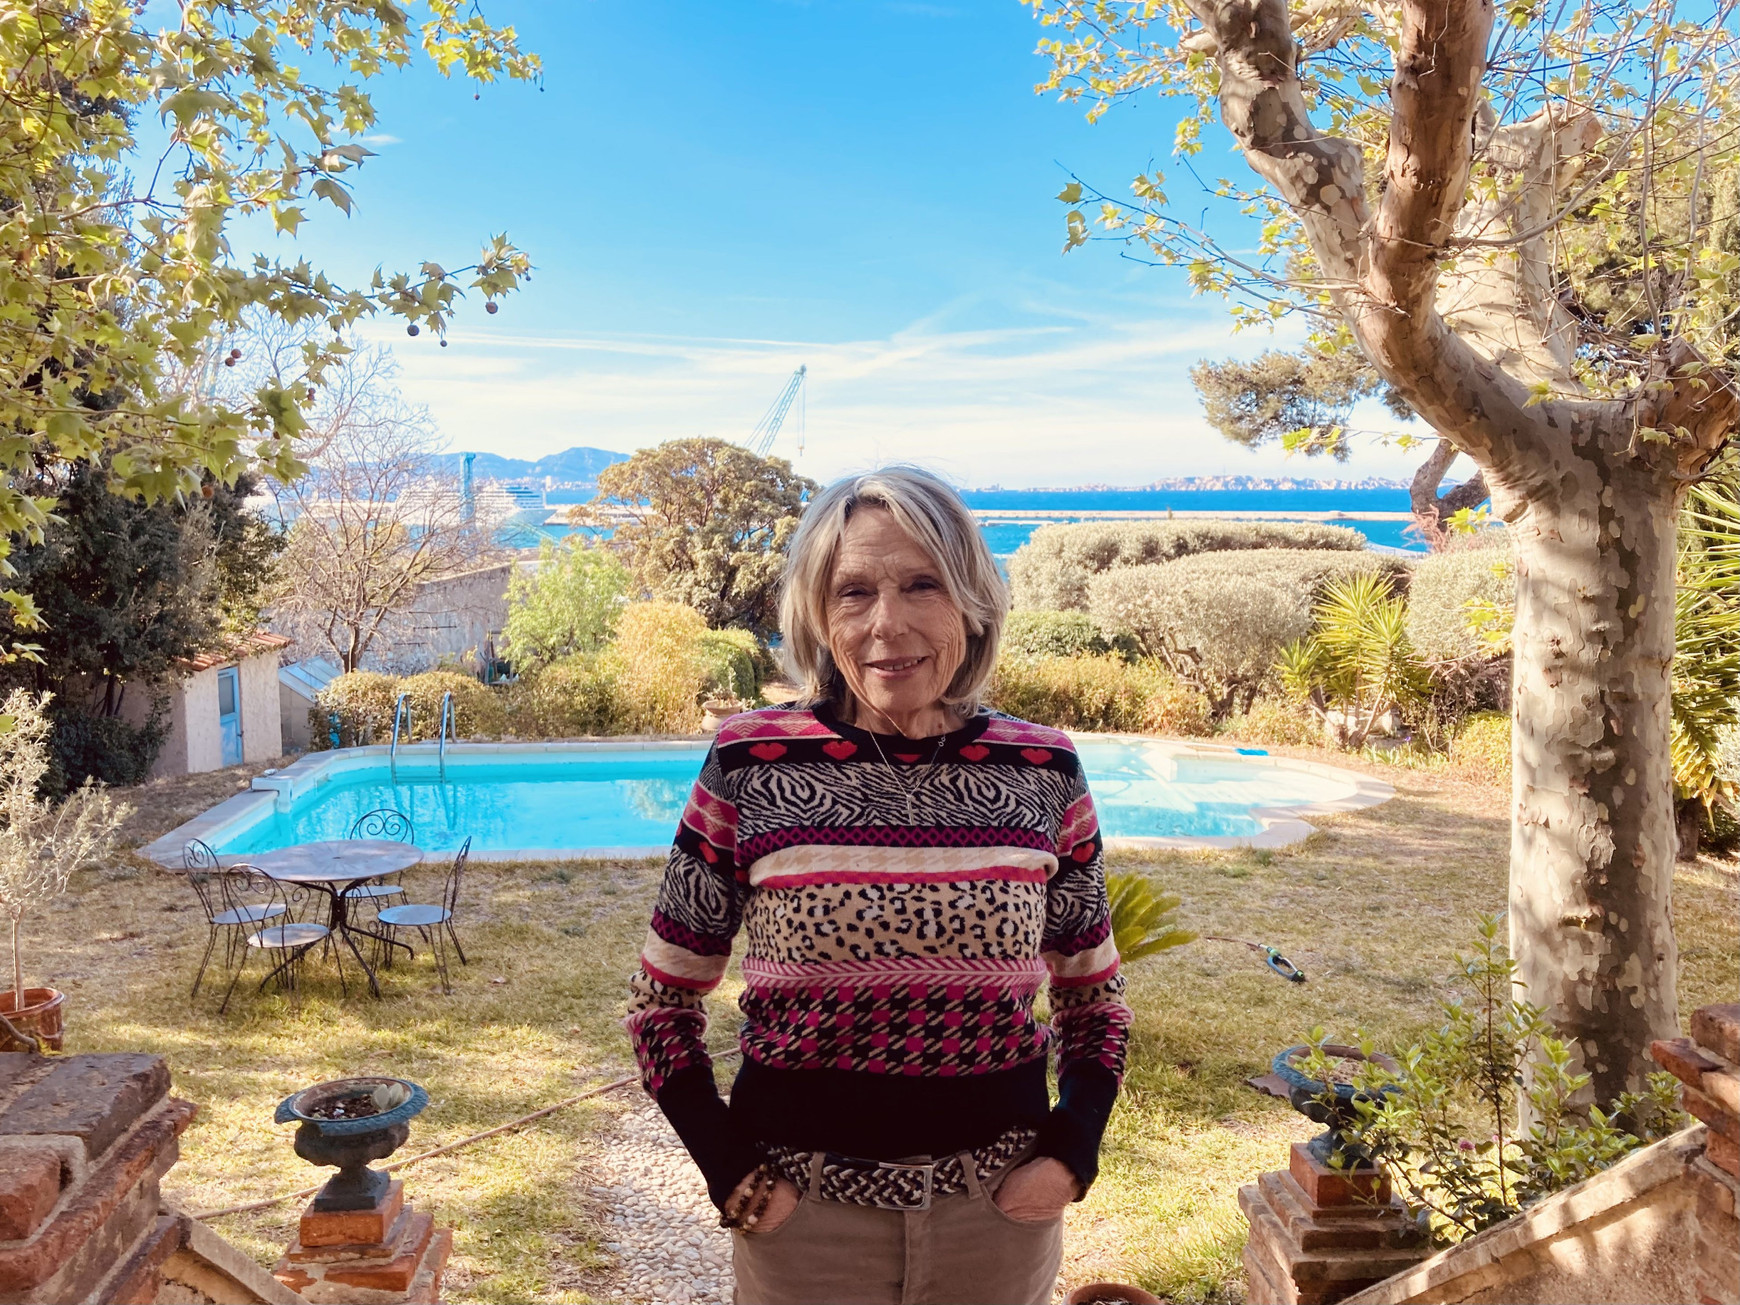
[27,754,1737,1304]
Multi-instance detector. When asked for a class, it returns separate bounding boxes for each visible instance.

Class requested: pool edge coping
[135,734,1395,868]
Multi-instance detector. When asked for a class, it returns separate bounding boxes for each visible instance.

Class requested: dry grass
[23,750,1736,1304]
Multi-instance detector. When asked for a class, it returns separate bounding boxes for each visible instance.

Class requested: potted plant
[0,691,129,1053]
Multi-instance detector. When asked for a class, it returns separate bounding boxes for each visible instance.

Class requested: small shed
[278,655,341,751]
[122,631,291,777]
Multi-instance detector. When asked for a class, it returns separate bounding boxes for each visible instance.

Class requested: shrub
[1002,610,1120,659]
[988,654,1213,736]
[507,654,623,737]
[43,700,168,794]
[1088,549,1409,718]
[314,671,402,748]
[606,602,711,734]
[1218,694,1322,747]
[1008,518,1366,611]
[694,628,763,704]
[1279,573,1432,748]
[1106,873,1197,959]
[1300,916,1685,1247]
[1406,537,1515,664]
[399,671,506,740]
[1451,711,1511,783]
[501,538,630,671]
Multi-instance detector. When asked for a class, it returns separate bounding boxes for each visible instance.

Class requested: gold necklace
[863,722,948,826]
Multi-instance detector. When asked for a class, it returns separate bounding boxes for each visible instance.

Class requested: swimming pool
[142,737,1391,864]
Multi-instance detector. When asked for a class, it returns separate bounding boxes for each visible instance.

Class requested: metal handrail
[438,691,455,779]
[390,692,412,776]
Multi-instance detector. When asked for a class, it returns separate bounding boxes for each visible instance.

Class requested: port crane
[746,365,806,458]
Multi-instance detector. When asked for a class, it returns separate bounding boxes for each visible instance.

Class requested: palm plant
[1105,872,1196,961]
[1672,455,1740,851]
[1280,573,1433,749]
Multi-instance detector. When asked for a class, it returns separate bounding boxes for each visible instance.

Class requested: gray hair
[779,466,1008,716]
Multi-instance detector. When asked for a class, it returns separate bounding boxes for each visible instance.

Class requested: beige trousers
[731,1151,1063,1305]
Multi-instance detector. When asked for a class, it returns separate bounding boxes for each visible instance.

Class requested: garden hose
[1200,935,1306,983]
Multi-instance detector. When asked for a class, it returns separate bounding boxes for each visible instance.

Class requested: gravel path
[589,1096,735,1304]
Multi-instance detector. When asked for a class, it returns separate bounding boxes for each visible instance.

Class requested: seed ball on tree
[407,324,420,336]
[486,301,498,314]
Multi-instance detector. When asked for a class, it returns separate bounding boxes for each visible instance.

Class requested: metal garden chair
[184,839,287,1001]
[345,808,414,911]
[218,872,335,1013]
[376,838,471,994]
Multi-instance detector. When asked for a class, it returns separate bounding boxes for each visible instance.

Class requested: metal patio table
[253,840,423,998]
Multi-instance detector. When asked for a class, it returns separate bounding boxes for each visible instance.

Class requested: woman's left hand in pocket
[992,1157,1081,1223]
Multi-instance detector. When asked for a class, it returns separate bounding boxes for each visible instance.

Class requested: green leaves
[0,0,540,631]
[1104,872,1196,961]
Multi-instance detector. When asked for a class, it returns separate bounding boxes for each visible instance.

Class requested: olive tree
[1029,0,1740,1101]
[0,1,536,649]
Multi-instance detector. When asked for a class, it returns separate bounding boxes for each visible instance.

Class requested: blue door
[217,667,243,767]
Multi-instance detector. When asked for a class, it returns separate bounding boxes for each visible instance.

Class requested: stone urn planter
[1064,1282,1162,1305]
[701,699,744,733]
[275,1076,429,1211]
[0,985,65,1052]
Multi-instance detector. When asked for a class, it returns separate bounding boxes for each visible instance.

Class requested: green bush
[694,628,763,703]
[1452,711,1511,783]
[1406,537,1514,663]
[399,671,506,740]
[507,654,623,737]
[1279,572,1432,748]
[1002,610,1120,659]
[44,701,167,794]
[501,538,629,671]
[1008,518,1366,611]
[988,654,1213,736]
[1218,694,1322,747]
[313,671,402,748]
[1088,550,1408,717]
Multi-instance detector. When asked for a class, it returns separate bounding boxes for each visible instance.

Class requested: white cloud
[362,307,1431,486]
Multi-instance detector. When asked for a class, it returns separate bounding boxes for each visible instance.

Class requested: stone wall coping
[1340,1124,1708,1305]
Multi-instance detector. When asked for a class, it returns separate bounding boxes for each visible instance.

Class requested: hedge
[1008,518,1366,611]
[1086,549,1407,713]
[988,654,1213,737]
[1001,610,1120,660]
[1451,710,1510,783]
[1405,536,1514,663]
[313,671,401,748]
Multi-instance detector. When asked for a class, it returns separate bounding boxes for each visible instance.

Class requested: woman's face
[824,506,967,734]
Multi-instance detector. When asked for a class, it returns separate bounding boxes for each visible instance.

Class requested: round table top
[252,840,422,884]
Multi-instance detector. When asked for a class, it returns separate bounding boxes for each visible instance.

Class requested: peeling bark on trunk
[1508,453,1680,1104]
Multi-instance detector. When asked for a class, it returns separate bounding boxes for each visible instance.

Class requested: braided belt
[762,1127,1037,1212]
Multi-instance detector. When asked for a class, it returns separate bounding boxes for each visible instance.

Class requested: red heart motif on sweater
[1021,748,1053,765]
[749,742,787,761]
[822,740,857,760]
[894,753,920,764]
[698,842,719,863]
[958,744,990,762]
[1072,840,1095,863]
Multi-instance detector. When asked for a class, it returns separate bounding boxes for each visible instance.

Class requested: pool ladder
[388,690,456,780]
[389,692,412,779]
[437,691,455,780]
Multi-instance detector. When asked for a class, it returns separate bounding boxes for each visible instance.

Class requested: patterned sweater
[625,703,1132,1207]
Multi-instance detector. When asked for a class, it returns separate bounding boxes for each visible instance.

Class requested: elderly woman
[625,467,1130,1305]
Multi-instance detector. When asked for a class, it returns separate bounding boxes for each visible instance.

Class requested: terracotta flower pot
[1064,1283,1162,1305]
[0,986,65,1052]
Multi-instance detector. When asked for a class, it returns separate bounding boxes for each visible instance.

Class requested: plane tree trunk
[1193,0,1738,1099]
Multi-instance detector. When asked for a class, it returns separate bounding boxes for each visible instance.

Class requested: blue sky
[204,2,1446,487]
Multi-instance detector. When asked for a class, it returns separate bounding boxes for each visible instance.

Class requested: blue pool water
[214,741,1357,856]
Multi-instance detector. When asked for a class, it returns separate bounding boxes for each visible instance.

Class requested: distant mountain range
[443,446,628,489]
[985,475,1411,492]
